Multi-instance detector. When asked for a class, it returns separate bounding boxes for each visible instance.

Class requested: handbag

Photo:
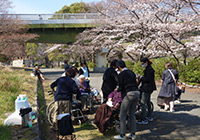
[168,69,180,95]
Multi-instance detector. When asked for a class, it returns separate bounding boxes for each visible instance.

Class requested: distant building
[12,57,31,67]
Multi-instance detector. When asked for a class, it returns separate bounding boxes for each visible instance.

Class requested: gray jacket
[159,69,179,98]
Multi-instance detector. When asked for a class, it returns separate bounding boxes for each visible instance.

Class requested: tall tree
[56,2,105,13]
[72,0,200,66]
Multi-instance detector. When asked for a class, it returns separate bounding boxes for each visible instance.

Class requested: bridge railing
[6,13,102,24]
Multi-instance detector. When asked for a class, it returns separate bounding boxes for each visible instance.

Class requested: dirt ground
[42,69,200,140]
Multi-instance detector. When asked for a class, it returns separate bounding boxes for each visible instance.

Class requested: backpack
[58,113,74,136]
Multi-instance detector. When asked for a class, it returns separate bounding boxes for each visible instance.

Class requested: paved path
[42,69,200,140]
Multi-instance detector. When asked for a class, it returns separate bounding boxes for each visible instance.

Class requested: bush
[151,57,178,80]
[125,61,144,76]
[87,62,96,69]
[126,57,200,84]
[125,61,134,70]
[179,58,200,83]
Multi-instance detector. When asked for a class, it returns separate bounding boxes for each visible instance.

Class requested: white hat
[78,75,85,80]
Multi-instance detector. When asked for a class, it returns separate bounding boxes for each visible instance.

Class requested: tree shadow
[74,123,97,132]
[180,100,195,103]
[175,104,200,112]
[137,111,200,140]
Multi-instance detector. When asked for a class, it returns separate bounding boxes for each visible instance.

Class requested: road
[41,69,200,140]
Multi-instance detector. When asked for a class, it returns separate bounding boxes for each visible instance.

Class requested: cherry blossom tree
[0,0,38,62]
[72,0,200,67]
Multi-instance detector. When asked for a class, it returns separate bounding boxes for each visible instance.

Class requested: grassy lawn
[0,67,36,140]
[74,123,116,140]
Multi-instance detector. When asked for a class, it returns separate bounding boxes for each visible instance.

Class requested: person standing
[50,69,81,130]
[79,61,90,80]
[114,60,140,140]
[101,59,119,102]
[158,62,179,112]
[64,60,70,71]
[79,61,90,89]
[33,65,45,81]
[137,58,156,125]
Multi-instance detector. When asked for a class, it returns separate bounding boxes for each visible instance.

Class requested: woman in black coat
[158,62,179,112]
[137,58,156,124]
[101,60,119,102]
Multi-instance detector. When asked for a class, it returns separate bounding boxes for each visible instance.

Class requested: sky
[10,0,100,14]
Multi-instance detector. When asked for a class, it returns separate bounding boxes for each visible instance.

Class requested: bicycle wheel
[48,106,55,126]
[46,101,54,116]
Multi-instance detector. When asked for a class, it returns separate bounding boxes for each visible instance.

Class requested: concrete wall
[96,53,107,68]
[94,49,108,73]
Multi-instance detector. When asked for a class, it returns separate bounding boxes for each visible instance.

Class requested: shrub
[125,61,144,76]
[87,62,96,69]
[179,58,200,83]
[125,61,134,70]
[125,57,200,84]
[151,57,178,80]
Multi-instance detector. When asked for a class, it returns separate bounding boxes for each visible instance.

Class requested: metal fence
[5,13,102,24]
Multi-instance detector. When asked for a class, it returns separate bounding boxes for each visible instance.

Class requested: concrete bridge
[12,13,102,43]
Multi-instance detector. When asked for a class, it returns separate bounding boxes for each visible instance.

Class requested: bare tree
[0,0,38,62]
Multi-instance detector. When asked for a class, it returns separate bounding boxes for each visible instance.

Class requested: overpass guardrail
[3,13,102,25]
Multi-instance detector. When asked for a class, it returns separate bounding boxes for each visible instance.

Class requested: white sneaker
[114,135,126,140]
[146,117,153,122]
[170,109,175,112]
[127,134,136,140]
[164,104,169,111]
[136,120,148,125]
[174,100,181,104]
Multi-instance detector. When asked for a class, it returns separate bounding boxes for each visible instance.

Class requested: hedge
[126,57,200,84]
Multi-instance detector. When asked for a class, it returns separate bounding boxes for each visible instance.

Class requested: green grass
[74,123,116,140]
[0,67,36,140]
[0,124,11,140]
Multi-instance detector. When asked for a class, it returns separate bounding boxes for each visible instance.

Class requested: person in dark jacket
[33,65,45,81]
[101,59,119,102]
[114,60,140,140]
[50,68,81,130]
[64,60,70,71]
[158,62,179,112]
[137,58,156,125]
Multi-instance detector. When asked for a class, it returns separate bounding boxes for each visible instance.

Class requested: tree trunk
[183,56,187,65]
[173,54,180,70]
[44,55,50,68]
